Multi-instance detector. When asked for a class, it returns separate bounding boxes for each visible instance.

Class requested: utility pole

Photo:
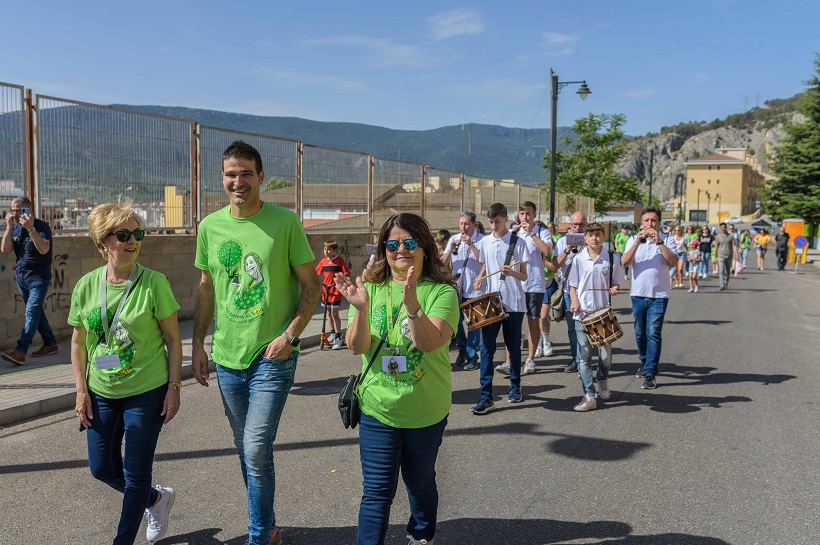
[647,149,654,206]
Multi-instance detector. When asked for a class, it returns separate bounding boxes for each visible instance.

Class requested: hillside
[113,105,573,184]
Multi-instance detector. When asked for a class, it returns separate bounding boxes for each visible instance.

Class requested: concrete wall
[0,232,374,351]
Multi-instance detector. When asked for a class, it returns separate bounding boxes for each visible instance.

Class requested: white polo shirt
[555,235,582,292]
[518,226,552,294]
[624,234,671,299]
[448,231,485,300]
[477,231,530,313]
[567,247,622,321]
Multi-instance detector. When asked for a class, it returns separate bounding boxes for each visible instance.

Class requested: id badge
[95,354,121,370]
[382,355,407,376]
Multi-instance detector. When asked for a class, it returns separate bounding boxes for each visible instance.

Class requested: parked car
[727,216,742,224]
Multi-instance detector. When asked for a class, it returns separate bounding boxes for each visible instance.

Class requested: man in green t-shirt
[191,141,320,545]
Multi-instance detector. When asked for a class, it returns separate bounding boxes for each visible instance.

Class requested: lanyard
[100,265,139,347]
[385,284,405,355]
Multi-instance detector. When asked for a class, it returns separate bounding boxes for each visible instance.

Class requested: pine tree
[766,54,820,245]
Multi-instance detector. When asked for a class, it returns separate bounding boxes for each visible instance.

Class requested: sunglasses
[108,229,146,242]
[384,238,419,252]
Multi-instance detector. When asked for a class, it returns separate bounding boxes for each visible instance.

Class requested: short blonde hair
[88,199,143,259]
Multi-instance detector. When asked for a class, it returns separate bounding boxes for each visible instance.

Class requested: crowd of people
[0,137,801,545]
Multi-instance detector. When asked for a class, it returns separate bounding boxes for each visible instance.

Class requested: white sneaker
[598,379,611,401]
[145,485,175,542]
[534,343,544,358]
[573,394,597,412]
[495,360,511,376]
[523,359,536,375]
[542,341,553,356]
[331,338,343,350]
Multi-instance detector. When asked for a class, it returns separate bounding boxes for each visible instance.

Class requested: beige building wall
[685,153,765,223]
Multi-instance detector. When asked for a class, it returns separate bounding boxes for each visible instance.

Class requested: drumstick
[474,261,524,283]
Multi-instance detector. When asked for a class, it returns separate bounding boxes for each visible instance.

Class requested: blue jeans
[216,352,298,545]
[356,413,447,545]
[741,247,749,268]
[86,384,166,545]
[479,311,524,400]
[574,321,612,397]
[563,291,579,363]
[455,307,481,362]
[15,278,56,353]
[699,251,710,275]
[631,297,669,378]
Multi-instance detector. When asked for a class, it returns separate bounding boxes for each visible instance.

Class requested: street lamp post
[549,68,590,224]
[705,191,711,225]
[675,173,685,222]
[696,187,701,223]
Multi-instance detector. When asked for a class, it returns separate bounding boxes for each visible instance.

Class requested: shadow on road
[158,518,731,544]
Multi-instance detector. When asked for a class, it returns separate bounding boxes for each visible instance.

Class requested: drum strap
[500,231,519,283]
[608,249,614,306]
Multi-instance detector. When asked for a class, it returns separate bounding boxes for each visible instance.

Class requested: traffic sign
[794,236,808,248]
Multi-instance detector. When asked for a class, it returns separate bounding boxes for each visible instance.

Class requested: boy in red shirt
[315,240,350,349]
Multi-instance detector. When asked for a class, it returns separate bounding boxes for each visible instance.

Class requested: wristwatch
[169,381,182,390]
[27,227,35,234]
[282,331,301,348]
[408,307,425,320]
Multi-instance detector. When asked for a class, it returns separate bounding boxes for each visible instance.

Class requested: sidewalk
[0,307,349,426]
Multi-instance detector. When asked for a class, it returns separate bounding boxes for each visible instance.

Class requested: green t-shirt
[740,233,751,249]
[544,243,556,281]
[68,265,180,399]
[685,233,698,244]
[614,232,630,253]
[348,279,459,429]
[195,203,315,369]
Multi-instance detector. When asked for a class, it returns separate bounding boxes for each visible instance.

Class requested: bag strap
[608,249,613,306]
[500,231,519,282]
[355,302,404,388]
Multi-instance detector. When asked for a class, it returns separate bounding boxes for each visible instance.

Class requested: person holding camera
[443,211,484,369]
[621,206,678,389]
[551,211,587,373]
[1,196,58,366]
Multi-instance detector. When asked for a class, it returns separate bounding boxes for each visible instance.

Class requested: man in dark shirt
[775,227,790,271]
[1,197,57,365]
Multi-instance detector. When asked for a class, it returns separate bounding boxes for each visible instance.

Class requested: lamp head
[577,82,591,100]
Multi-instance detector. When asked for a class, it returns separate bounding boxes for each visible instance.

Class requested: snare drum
[580,306,623,348]
[460,292,507,331]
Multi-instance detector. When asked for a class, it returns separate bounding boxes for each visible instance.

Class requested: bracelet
[169,381,182,390]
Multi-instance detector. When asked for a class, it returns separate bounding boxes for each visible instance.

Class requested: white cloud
[427,9,485,40]
[306,35,433,68]
[253,69,367,92]
[624,88,658,99]
[440,78,544,104]
[541,32,580,56]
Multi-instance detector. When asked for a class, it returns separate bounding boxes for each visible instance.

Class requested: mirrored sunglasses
[384,238,419,252]
[108,229,146,242]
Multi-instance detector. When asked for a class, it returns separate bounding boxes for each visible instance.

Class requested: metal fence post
[24,89,35,206]
[420,165,426,217]
[296,141,303,222]
[368,155,374,235]
[190,121,199,232]
[460,173,465,212]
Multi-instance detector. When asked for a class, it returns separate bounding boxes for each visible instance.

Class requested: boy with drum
[469,203,530,414]
[568,222,622,412]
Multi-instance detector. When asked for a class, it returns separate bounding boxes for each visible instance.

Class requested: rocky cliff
[617,113,804,202]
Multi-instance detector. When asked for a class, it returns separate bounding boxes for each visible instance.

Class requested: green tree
[263,176,294,191]
[543,113,642,216]
[765,54,820,243]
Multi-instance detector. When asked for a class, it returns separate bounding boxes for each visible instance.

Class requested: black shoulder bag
[339,302,403,429]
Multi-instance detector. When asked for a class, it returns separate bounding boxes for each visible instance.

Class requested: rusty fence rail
[0,82,588,234]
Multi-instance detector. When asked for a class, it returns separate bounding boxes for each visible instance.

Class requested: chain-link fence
[0,82,588,235]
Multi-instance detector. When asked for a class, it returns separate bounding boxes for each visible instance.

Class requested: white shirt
[624,234,671,299]
[518,226,552,293]
[667,235,687,254]
[448,231,485,299]
[568,247,623,321]
[555,235,582,292]
[477,231,530,313]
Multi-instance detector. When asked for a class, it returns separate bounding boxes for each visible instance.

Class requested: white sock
[541,333,550,344]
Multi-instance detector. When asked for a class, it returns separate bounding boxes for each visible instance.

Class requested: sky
[2,0,818,136]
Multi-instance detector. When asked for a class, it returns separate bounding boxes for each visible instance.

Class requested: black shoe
[636,367,645,378]
[641,376,657,389]
[463,359,479,371]
[563,361,578,373]
[455,350,467,366]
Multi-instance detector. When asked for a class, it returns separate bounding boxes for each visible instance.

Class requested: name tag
[95,354,121,370]
[382,355,407,374]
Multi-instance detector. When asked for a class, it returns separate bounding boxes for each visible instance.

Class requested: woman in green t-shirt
[335,213,459,545]
[68,200,182,545]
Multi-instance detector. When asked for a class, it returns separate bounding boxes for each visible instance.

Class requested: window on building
[708,180,711,184]
[708,166,712,170]
[717,179,720,184]
[717,166,720,170]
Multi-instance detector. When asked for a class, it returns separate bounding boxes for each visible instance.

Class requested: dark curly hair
[364,213,455,287]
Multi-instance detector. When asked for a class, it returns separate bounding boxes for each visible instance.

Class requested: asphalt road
[1,265,818,545]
